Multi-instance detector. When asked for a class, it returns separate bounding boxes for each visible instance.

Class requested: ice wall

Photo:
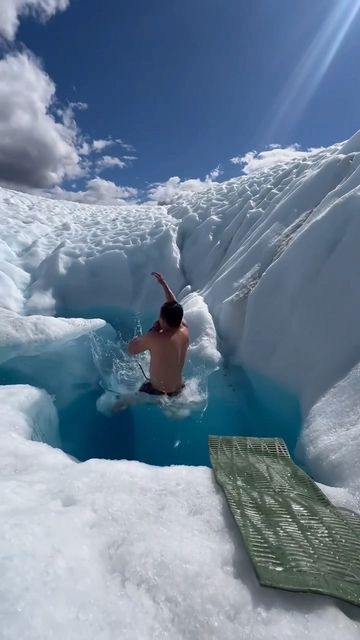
[175,144,360,418]
[297,362,360,505]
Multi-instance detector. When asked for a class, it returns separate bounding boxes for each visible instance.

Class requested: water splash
[89,317,212,420]
[90,327,148,396]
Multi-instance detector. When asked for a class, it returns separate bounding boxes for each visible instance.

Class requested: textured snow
[1,131,360,637]
[1,388,359,640]
[0,308,105,364]
[298,362,360,506]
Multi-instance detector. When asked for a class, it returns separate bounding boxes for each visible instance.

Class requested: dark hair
[160,301,183,328]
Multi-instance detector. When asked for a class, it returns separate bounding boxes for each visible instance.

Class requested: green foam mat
[209,436,360,607]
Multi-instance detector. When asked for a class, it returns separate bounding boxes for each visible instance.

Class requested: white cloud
[92,139,115,153]
[0,51,85,189]
[78,139,137,167]
[230,144,322,174]
[0,0,69,41]
[61,101,87,128]
[206,165,222,180]
[97,155,126,171]
[78,141,91,156]
[148,166,223,204]
[0,52,136,191]
[148,175,217,204]
[119,141,135,153]
[48,177,139,205]
[91,139,136,155]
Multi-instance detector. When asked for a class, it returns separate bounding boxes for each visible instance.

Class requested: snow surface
[0,308,105,364]
[297,362,360,507]
[1,132,360,636]
[1,388,360,640]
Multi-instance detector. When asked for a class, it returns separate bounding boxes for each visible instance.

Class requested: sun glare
[265,0,360,141]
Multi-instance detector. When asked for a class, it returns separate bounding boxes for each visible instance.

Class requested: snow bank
[0,189,183,314]
[0,308,105,364]
[0,385,59,451]
[239,186,360,414]
[182,292,221,366]
[0,388,359,639]
[297,363,360,505]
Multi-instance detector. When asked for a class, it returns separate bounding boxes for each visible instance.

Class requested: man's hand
[151,272,177,303]
[152,272,165,285]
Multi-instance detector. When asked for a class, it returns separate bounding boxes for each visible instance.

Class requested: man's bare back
[128,273,189,395]
[145,322,188,393]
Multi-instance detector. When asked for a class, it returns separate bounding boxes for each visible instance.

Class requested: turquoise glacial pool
[0,307,302,467]
[59,364,301,467]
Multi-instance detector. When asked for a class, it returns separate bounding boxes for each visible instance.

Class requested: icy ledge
[0,309,105,364]
[0,386,359,639]
[298,362,360,508]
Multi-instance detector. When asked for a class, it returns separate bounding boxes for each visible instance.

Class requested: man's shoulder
[180,324,189,343]
[146,329,164,348]
[181,322,189,335]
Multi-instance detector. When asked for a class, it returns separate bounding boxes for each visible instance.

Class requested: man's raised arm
[152,272,177,303]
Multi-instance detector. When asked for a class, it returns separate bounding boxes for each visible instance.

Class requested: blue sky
[1,0,360,202]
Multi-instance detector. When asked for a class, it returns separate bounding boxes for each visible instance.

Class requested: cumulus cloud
[206,165,222,180]
[230,144,322,174]
[148,174,219,204]
[91,139,115,153]
[0,0,69,41]
[0,51,85,189]
[48,177,139,205]
[120,142,136,153]
[97,155,126,171]
[91,139,136,154]
[0,51,136,192]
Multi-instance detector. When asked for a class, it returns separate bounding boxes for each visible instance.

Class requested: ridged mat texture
[209,436,360,607]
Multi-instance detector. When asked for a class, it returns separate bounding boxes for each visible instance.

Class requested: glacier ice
[297,362,360,507]
[0,386,359,640]
[1,131,360,636]
[0,308,105,365]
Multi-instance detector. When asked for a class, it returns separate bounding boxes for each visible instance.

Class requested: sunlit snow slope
[1,131,360,638]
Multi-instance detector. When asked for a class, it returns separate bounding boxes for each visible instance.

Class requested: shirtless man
[127,272,189,396]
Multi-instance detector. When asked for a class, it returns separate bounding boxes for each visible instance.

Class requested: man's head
[159,301,183,329]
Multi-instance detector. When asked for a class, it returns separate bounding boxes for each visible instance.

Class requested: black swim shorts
[139,381,184,397]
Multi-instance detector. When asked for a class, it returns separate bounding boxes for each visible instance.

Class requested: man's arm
[127,333,152,356]
[152,272,177,303]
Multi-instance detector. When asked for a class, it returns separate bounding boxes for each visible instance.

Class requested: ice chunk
[182,292,221,366]
[0,384,59,447]
[297,362,360,505]
[0,308,105,364]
